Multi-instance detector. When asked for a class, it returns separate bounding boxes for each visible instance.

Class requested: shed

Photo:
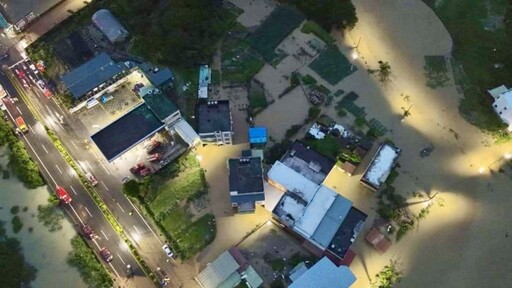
[365,227,392,253]
[92,9,129,44]
[249,127,267,144]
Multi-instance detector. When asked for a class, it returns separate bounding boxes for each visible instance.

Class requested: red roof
[365,227,392,253]
[228,247,249,273]
[339,249,356,266]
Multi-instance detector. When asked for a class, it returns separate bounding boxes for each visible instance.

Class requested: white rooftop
[488,85,509,99]
[308,123,325,139]
[267,161,320,202]
[362,144,400,189]
[289,257,356,288]
[294,185,337,238]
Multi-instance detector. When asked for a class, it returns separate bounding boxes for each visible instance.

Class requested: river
[0,147,86,288]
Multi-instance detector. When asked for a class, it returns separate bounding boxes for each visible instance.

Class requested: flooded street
[0,147,86,288]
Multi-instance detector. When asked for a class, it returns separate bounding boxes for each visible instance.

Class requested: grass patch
[424,55,450,88]
[222,35,265,84]
[424,0,512,141]
[301,74,317,86]
[248,85,268,115]
[211,69,221,86]
[247,6,305,62]
[309,45,355,85]
[68,235,113,288]
[303,134,342,159]
[301,21,335,44]
[11,216,23,233]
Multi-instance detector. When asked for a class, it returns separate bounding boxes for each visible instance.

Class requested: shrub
[285,124,303,138]
[307,106,322,122]
[122,179,141,199]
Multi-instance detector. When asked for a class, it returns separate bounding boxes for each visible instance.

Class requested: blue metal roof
[62,52,126,99]
[289,257,356,288]
[310,195,352,248]
[249,127,267,144]
[139,63,174,87]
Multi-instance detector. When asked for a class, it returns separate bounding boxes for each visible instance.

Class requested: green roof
[140,87,178,122]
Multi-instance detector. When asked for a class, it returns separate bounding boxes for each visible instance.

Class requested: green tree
[373,260,402,288]
[122,179,141,198]
[378,61,391,83]
[287,0,358,30]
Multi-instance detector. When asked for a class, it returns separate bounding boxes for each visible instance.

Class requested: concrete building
[139,62,174,90]
[195,247,263,288]
[92,9,129,44]
[289,257,356,288]
[489,85,512,131]
[268,161,367,265]
[196,100,233,145]
[0,0,63,31]
[228,156,264,213]
[360,143,401,191]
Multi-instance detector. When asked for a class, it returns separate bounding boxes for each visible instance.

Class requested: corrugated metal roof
[92,9,129,44]
[289,257,356,288]
[196,250,240,288]
[62,52,126,99]
[249,127,267,144]
[310,194,352,248]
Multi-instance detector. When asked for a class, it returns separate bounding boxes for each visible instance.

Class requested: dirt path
[333,0,512,287]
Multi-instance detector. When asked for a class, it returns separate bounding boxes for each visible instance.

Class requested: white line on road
[99,161,111,175]
[109,263,120,278]
[101,181,109,191]
[92,239,101,249]
[100,229,109,240]
[41,144,48,153]
[116,253,126,265]
[28,124,35,134]
[69,185,77,195]
[69,204,85,226]
[55,164,63,174]
[117,203,125,213]
[84,207,93,217]
[86,161,93,171]
[125,197,163,245]
[71,141,78,149]
[16,106,22,115]
[133,225,141,236]
[45,104,51,114]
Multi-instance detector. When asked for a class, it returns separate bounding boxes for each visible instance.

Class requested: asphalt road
[2,57,200,287]
[0,71,156,287]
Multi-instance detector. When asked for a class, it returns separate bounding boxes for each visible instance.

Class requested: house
[138,63,174,90]
[228,156,265,213]
[249,127,267,146]
[92,9,129,44]
[61,52,129,99]
[196,100,233,145]
[289,257,356,288]
[489,85,512,131]
[195,247,263,288]
[268,161,367,264]
[280,141,335,185]
[198,65,211,99]
[360,143,400,191]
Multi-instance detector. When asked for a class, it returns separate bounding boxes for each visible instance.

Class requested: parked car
[162,244,174,257]
[100,247,113,262]
[81,224,97,239]
[85,172,98,186]
[130,163,146,174]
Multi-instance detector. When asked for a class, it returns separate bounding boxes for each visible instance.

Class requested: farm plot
[309,45,355,85]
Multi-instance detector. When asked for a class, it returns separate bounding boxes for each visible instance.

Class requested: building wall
[493,95,512,129]
[199,131,232,145]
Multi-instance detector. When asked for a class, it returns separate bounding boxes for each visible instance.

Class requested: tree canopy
[285,0,358,30]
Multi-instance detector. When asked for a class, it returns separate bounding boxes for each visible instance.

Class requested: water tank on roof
[92,9,129,44]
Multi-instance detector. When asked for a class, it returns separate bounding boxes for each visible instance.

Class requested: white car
[162,244,173,257]
[85,172,98,186]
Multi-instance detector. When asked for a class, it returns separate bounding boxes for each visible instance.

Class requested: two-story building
[196,100,233,145]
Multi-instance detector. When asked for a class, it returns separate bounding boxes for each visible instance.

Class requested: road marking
[92,239,101,249]
[45,104,51,114]
[116,253,126,265]
[101,181,109,191]
[55,164,63,174]
[69,185,77,195]
[69,204,85,226]
[99,161,111,175]
[16,106,22,115]
[71,141,78,149]
[100,229,109,240]
[84,207,93,217]
[41,144,48,153]
[117,203,125,213]
[133,225,141,236]
[109,263,120,278]
[125,197,163,245]
[86,161,93,170]
[28,124,35,134]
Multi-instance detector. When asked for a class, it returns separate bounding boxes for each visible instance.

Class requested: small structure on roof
[195,247,263,288]
[360,143,400,191]
[489,85,512,131]
[92,9,129,44]
[198,65,211,99]
[228,156,265,213]
[365,227,392,253]
[138,63,174,90]
[139,86,181,126]
[289,257,356,288]
[249,127,267,146]
[196,100,233,145]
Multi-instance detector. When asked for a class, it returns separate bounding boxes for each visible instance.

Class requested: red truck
[81,224,97,240]
[15,117,28,133]
[55,185,72,204]
[147,153,161,163]
[145,140,161,154]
